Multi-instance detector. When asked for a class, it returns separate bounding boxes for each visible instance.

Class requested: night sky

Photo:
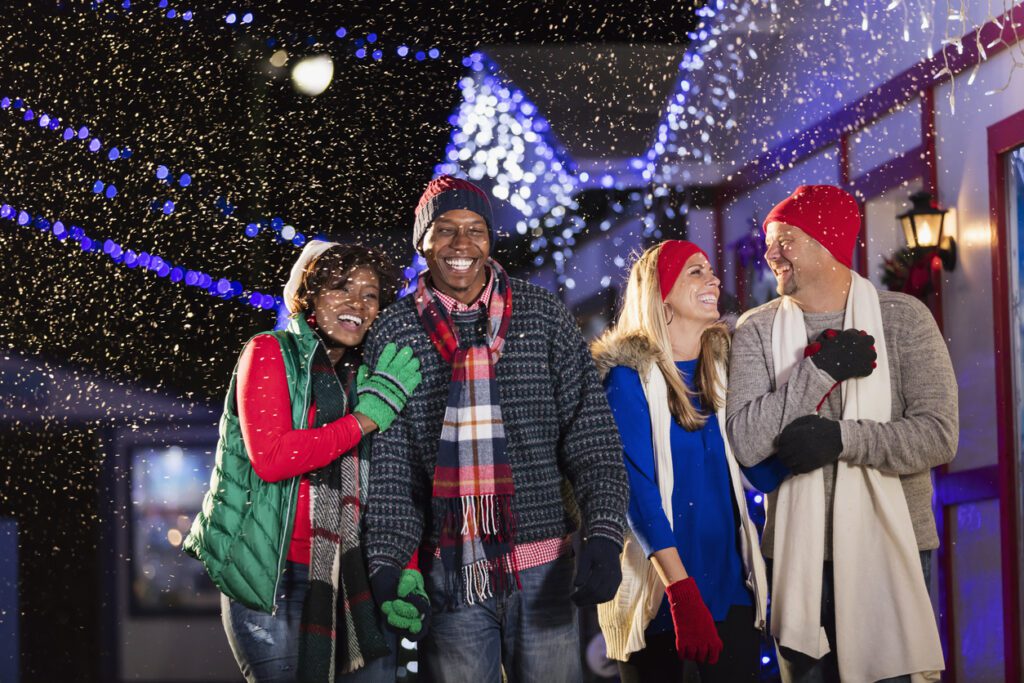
[0,3,698,679]
[0,0,699,402]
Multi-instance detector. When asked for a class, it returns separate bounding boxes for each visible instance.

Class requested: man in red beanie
[363,175,629,682]
[725,185,956,682]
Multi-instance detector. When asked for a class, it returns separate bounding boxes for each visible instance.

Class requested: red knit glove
[666,578,722,664]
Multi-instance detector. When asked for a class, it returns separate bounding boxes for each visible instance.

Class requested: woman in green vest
[185,240,427,682]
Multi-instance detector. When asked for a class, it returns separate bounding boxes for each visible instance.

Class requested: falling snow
[0,0,1020,679]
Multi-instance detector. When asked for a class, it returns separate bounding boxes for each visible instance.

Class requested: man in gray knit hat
[726,185,956,683]
[364,175,629,682]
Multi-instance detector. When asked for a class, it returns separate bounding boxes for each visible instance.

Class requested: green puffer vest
[183,315,320,613]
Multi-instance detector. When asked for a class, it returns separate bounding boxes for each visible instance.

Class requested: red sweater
[237,335,363,563]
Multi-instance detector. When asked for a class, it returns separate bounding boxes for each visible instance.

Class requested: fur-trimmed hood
[590,330,661,381]
[590,326,731,382]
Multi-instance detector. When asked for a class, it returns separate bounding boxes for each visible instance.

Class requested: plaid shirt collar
[430,266,495,315]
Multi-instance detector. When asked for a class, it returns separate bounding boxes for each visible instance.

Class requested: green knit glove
[397,567,427,601]
[355,343,421,433]
[381,569,431,641]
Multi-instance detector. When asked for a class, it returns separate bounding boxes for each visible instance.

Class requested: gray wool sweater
[363,276,629,574]
[726,290,958,559]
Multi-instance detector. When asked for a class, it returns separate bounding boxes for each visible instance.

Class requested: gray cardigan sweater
[363,276,629,574]
[725,289,958,559]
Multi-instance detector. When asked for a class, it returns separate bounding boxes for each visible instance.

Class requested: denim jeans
[419,553,582,683]
[772,551,933,683]
[222,561,398,683]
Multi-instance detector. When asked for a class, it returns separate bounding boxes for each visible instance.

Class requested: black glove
[775,414,843,474]
[370,565,400,610]
[806,328,876,382]
[370,565,431,641]
[571,536,622,606]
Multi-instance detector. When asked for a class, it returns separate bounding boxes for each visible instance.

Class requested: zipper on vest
[271,347,316,614]
[271,477,297,616]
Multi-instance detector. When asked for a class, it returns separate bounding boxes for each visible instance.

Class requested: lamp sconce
[896,191,957,271]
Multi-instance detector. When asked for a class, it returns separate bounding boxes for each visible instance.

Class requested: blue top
[604,359,787,631]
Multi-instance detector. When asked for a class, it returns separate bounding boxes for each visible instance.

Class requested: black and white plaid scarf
[297,341,389,681]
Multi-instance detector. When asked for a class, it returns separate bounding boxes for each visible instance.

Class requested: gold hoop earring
[663,304,674,325]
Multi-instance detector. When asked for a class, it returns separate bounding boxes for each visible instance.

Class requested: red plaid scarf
[415,260,518,604]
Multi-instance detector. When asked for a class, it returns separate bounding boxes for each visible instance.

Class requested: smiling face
[422,208,490,304]
[663,252,721,329]
[764,221,829,297]
[310,266,381,350]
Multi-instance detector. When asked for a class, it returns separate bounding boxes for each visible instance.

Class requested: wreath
[881,247,935,298]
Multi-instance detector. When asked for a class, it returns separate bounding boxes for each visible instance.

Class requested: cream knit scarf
[769,271,943,682]
[599,360,767,661]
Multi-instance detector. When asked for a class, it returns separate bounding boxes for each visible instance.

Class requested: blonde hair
[615,243,730,430]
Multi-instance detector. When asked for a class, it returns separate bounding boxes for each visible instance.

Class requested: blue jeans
[419,553,582,683]
[773,551,933,683]
[222,561,397,683]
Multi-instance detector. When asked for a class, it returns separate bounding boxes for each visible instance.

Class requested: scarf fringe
[444,495,516,542]
[439,495,519,605]
[460,494,510,536]
[460,554,518,604]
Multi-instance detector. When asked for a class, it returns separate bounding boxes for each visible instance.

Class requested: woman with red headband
[592,240,787,682]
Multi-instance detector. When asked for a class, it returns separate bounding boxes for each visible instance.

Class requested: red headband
[657,240,709,301]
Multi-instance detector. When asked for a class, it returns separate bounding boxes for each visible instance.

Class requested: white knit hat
[282,239,340,314]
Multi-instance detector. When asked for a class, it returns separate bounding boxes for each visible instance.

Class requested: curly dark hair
[288,244,402,315]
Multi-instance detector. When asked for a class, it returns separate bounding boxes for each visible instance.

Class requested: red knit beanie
[413,175,494,253]
[762,185,861,269]
[657,240,709,301]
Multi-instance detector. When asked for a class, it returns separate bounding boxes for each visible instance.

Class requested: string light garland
[434,53,580,284]
[1,89,404,307]
[1,96,131,161]
[886,0,1024,109]
[0,200,281,309]
[3,90,317,248]
[85,1,446,64]
[646,0,750,185]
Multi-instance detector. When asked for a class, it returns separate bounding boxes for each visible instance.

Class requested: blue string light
[0,93,304,309]
[1,94,132,161]
[0,200,281,310]
[437,53,579,281]
[4,91,321,257]
[646,1,750,179]
[90,180,119,198]
[83,4,444,63]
